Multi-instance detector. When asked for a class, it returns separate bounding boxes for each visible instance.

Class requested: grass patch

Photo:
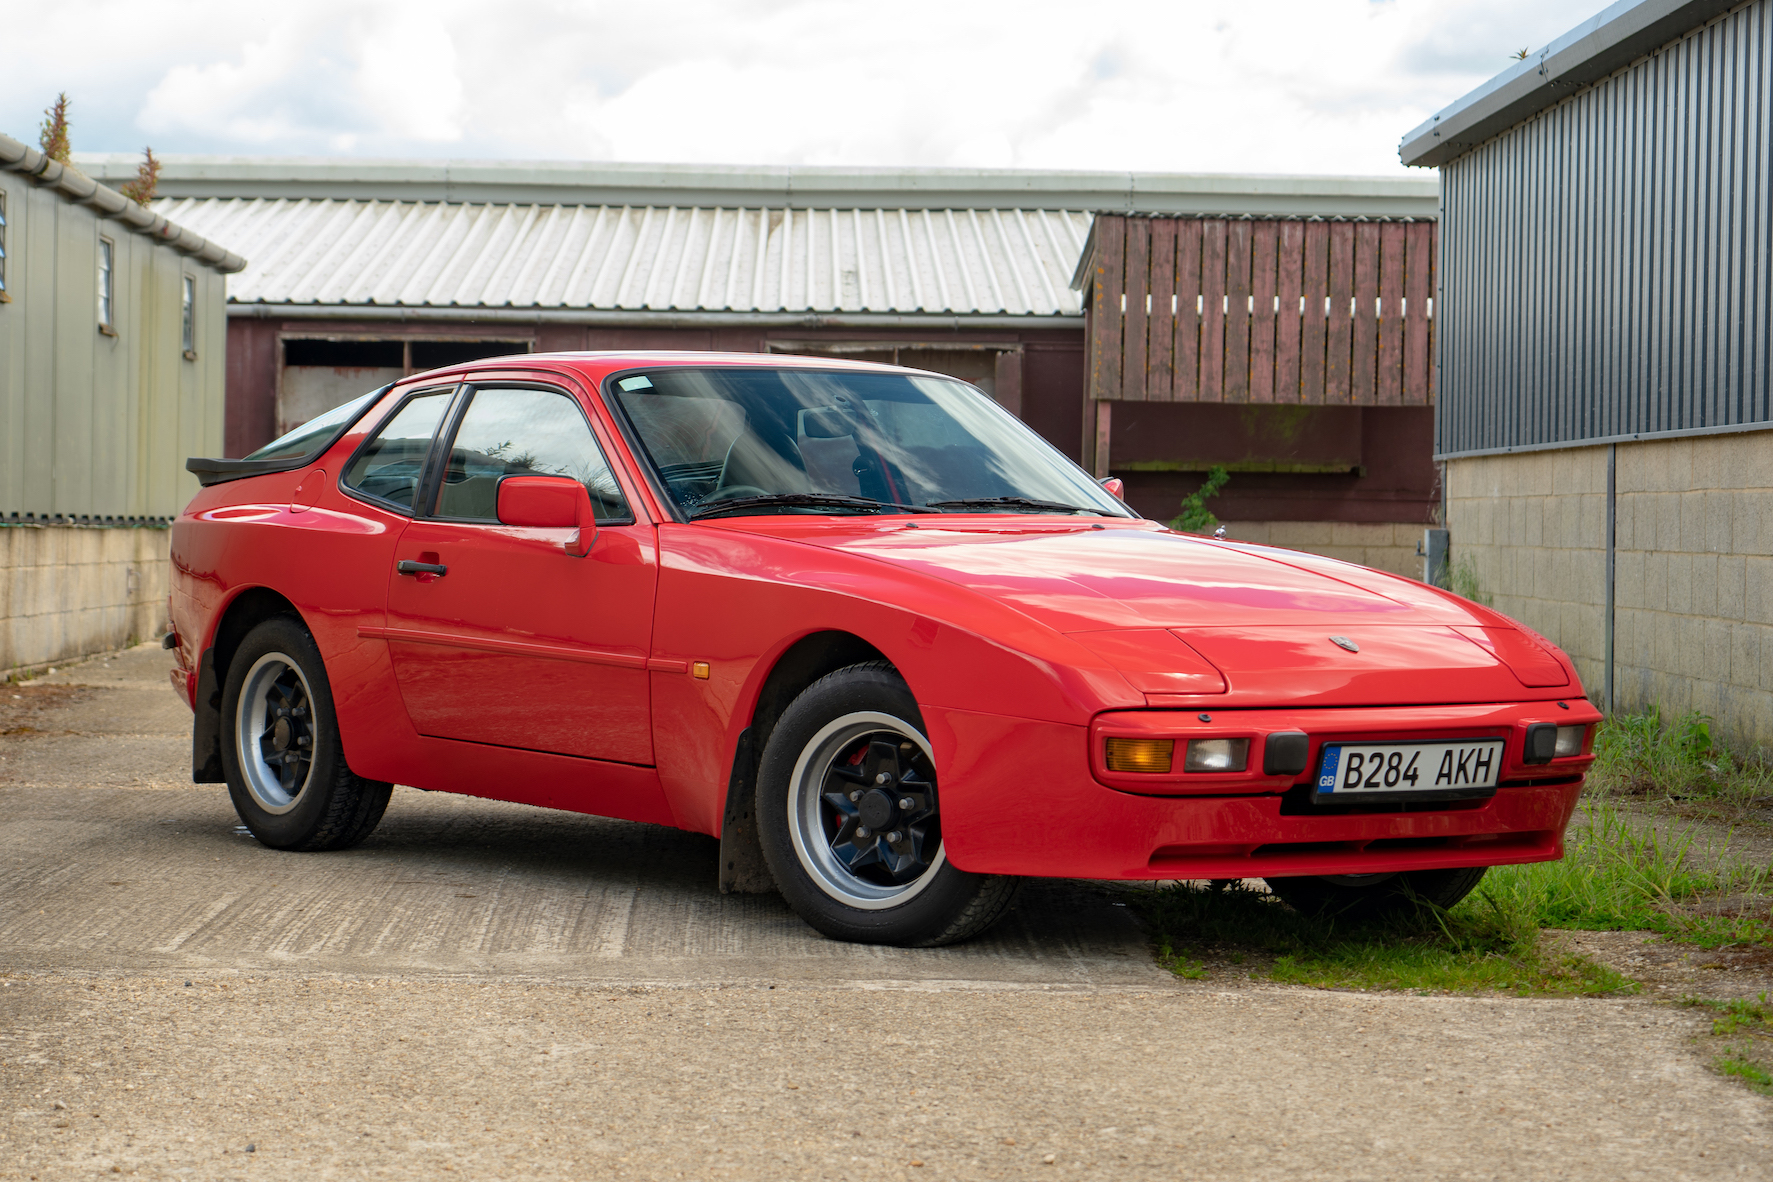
[1481,798,1772,949]
[1588,707,1773,817]
[1132,879,1632,996]
[1134,797,1768,993]
[1681,993,1773,1095]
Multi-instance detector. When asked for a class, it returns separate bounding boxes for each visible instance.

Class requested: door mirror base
[496,475,598,556]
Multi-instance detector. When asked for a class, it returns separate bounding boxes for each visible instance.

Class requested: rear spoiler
[186,456,313,487]
[185,383,392,487]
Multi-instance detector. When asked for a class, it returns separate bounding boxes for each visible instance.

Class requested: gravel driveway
[2,646,1768,1180]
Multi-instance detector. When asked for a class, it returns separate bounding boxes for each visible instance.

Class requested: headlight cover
[1185,738,1250,773]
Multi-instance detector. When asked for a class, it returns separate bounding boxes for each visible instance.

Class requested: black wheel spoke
[811,729,940,892]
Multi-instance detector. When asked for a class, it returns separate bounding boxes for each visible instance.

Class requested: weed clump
[1588,707,1773,816]
[38,93,71,163]
[1169,466,1229,533]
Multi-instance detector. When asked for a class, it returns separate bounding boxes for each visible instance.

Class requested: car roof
[399,350,930,388]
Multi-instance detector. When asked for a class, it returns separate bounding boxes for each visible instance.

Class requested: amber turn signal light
[1105,737,1174,773]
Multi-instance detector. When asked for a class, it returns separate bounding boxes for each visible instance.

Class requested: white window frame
[181,274,196,357]
[98,236,115,332]
[0,191,9,296]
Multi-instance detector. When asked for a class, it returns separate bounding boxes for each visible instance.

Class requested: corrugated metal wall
[1437,0,1773,457]
[0,170,229,520]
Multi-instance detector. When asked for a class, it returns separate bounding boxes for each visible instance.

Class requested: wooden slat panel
[1426,221,1437,404]
[1224,220,1251,402]
[1148,219,1177,401]
[1300,220,1329,403]
[1088,216,1124,401]
[1351,222,1380,404]
[1121,218,1149,401]
[1325,221,1354,403]
[1093,400,1113,477]
[1401,221,1433,405]
[1174,220,1203,399]
[1276,220,1304,403]
[1377,222,1406,405]
[1199,220,1226,401]
[1249,221,1278,402]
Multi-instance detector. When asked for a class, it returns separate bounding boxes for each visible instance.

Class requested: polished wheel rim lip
[787,711,946,910]
[235,651,316,816]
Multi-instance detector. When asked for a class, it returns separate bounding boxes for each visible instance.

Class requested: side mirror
[1099,476,1126,500]
[496,475,597,557]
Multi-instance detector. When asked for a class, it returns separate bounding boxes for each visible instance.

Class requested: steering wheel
[702,484,772,503]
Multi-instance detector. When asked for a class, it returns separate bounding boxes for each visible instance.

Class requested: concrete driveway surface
[2,645,1768,1180]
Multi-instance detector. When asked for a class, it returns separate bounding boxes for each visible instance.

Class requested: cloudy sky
[4,0,1610,176]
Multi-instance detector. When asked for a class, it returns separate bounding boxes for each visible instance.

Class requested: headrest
[799,408,855,439]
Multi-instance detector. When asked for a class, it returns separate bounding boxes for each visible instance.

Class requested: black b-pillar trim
[192,648,225,783]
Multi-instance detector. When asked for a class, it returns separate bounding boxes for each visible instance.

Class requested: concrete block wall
[1218,520,1425,580]
[1446,431,1773,750]
[0,526,171,675]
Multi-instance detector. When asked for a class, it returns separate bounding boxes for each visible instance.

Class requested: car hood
[718,519,1572,703]
[799,520,1464,630]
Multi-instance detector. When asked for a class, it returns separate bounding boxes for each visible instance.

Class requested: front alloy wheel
[788,712,946,909]
[757,661,1019,946]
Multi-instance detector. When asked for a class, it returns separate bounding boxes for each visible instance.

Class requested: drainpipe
[1604,444,1616,715]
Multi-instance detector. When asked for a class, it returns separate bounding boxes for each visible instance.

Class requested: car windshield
[609,368,1129,519]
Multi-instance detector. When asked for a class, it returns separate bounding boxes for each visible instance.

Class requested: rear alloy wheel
[220,616,392,851]
[1264,866,1489,922]
[756,662,1019,946]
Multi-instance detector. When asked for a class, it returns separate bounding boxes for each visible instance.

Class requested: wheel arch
[717,629,891,894]
[191,586,307,783]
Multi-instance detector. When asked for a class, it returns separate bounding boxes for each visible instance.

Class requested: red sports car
[169,352,1599,946]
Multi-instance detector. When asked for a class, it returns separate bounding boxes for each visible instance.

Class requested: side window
[342,390,453,512]
[435,386,631,523]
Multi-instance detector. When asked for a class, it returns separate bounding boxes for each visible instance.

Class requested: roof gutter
[226,304,1085,330]
[0,132,247,273]
[1398,0,1741,168]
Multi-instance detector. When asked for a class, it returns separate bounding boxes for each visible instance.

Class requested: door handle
[396,560,448,576]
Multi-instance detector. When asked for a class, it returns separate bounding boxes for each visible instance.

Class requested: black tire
[755,661,1020,946]
[219,615,392,851]
[1264,866,1489,923]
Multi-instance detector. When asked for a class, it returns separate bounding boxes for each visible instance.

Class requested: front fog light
[1105,737,1174,773]
[1554,724,1587,757]
[1185,738,1250,773]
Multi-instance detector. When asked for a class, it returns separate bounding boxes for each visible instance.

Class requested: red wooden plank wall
[1086,214,1436,405]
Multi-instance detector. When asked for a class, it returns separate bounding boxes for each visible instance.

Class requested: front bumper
[929,702,1595,880]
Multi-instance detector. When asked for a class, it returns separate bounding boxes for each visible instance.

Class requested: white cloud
[2,0,1611,173]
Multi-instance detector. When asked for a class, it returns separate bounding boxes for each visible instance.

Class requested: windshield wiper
[925,496,1102,515]
[690,493,938,520]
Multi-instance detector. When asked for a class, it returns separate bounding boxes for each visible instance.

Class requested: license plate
[1314,739,1506,802]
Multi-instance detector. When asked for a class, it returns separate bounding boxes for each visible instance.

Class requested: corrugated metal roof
[90,157,1440,218]
[1398,0,1736,167]
[154,197,1091,317]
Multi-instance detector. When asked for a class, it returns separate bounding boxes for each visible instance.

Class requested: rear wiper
[926,496,1101,515]
[690,493,938,520]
